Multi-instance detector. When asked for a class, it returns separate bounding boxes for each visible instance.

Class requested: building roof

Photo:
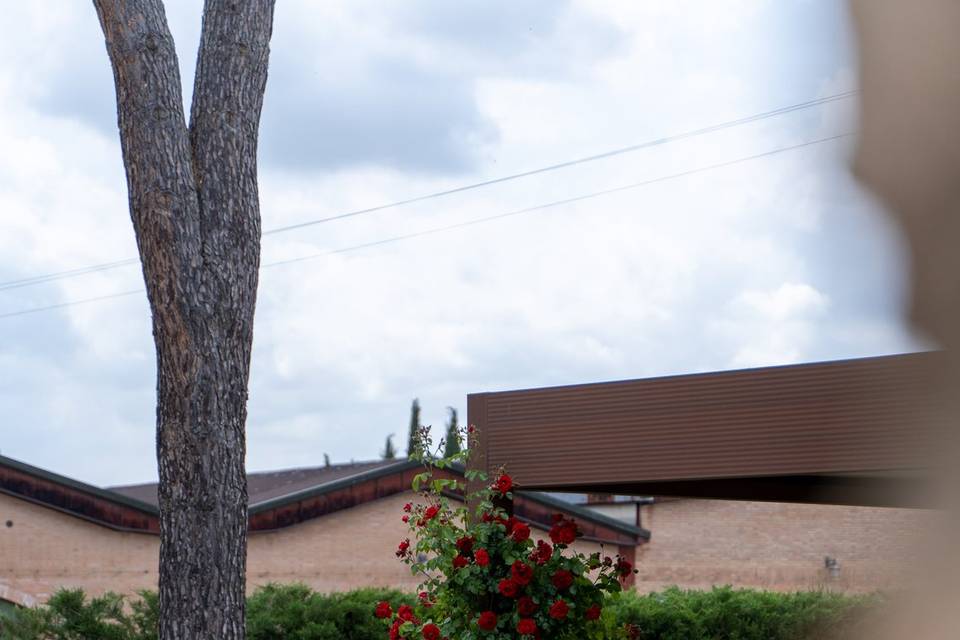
[111,459,396,507]
[1,455,647,544]
[468,351,947,507]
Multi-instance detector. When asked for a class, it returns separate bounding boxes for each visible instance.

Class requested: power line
[0,132,850,321]
[0,90,856,293]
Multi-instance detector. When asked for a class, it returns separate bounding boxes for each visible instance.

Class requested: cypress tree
[407,399,422,457]
[443,407,461,458]
[382,434,397,460]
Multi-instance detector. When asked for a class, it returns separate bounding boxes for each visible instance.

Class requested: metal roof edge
[468,350,939,397]
[0,454,159,516]
[444,461,648,540]
[248,459,421,514]
[515,490,650,540]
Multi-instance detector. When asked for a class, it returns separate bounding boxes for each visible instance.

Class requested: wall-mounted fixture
[824,556,840,580]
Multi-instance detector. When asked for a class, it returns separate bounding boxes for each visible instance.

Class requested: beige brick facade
[632,498,941,593]
[0,491,612,604]
[1,490,941,605]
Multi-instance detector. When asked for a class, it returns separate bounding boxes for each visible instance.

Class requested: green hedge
[606,587,879,640]
[0,584,875,640]
[246,585,413,640]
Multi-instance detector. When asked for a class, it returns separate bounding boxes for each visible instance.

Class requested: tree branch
[92,0,202,329]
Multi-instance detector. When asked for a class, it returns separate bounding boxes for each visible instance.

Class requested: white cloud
[0,0,922,485]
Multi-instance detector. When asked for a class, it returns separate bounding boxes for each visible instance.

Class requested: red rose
[474,548,490,566]
[421,504,440,524]
[552,569,574,590]
[616,557,634,578]
[511,561,534,586]
[549,599,569,620]
[498,578,520,598]
[549,518,578,545]
[517,618,537,635]
[374,601,392,618]
[502,516,517,535]
[452,554,469,569]
[492,473,512,494]
[517,596,537,616]
[422,623,441,640]
[456,535,474,554]
[390,619,402,640]
[418,591,434,608]
[477,611,497,631]
[511,522,531,542]
[403,502,413,512]
[397,604,416,622]
[530,540,553,565]
[585,604,602,620]
[401,515,409,523]
[396,538,410,557]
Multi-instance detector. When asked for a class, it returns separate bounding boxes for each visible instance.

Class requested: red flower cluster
[491,473,512,494]
[375,601,392,619]
[551,568,573,590]
[455,535,474,554]
[417,503,440,527]
[511,521,531,542]
[549,514,579,545]
[530,539,553,564]
[497,578,520,598]
[477,611,497,631]
[452,554,469,569]
[474,548,490,566]
[517,596,537,616]
[517,618,537,635]
[549,599,570,620]
[395,538,410,558]
[511,561,533,586]
[421,622,441,640]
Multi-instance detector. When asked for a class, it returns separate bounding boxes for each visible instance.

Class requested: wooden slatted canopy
[468,352,947,508]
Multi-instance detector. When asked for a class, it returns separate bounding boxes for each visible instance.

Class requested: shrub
[605,586,880,640]
[0,584,877,640]
[246,584,414,640]
[379,425,637,640]
[0,588,156,640]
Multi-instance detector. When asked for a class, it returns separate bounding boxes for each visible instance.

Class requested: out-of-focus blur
[850,1,960,637]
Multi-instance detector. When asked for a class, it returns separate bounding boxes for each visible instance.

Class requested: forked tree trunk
[92,1,275,637]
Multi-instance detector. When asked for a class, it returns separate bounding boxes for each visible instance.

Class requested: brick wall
[633,498,942,593]
[5,489,930,604]
[0,491,612,603]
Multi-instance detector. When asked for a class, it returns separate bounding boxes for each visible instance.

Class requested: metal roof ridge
[0,453,159,515]
[248,458,421,514]
[468,350,938,397]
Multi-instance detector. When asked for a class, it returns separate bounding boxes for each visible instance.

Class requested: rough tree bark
[92,1,275,638]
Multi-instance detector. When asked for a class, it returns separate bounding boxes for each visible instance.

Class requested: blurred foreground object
[851,1,960,638]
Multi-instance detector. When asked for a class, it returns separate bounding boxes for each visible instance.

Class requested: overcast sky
[0,1,923,486]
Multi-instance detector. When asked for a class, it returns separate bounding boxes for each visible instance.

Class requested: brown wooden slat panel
[471,353,946,493]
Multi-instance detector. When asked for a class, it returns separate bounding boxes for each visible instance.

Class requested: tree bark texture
[92,1,275,638]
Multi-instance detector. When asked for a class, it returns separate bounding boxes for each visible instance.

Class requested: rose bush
[377,425,637,639]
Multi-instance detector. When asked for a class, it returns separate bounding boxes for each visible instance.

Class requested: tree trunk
[92,1,275,638]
